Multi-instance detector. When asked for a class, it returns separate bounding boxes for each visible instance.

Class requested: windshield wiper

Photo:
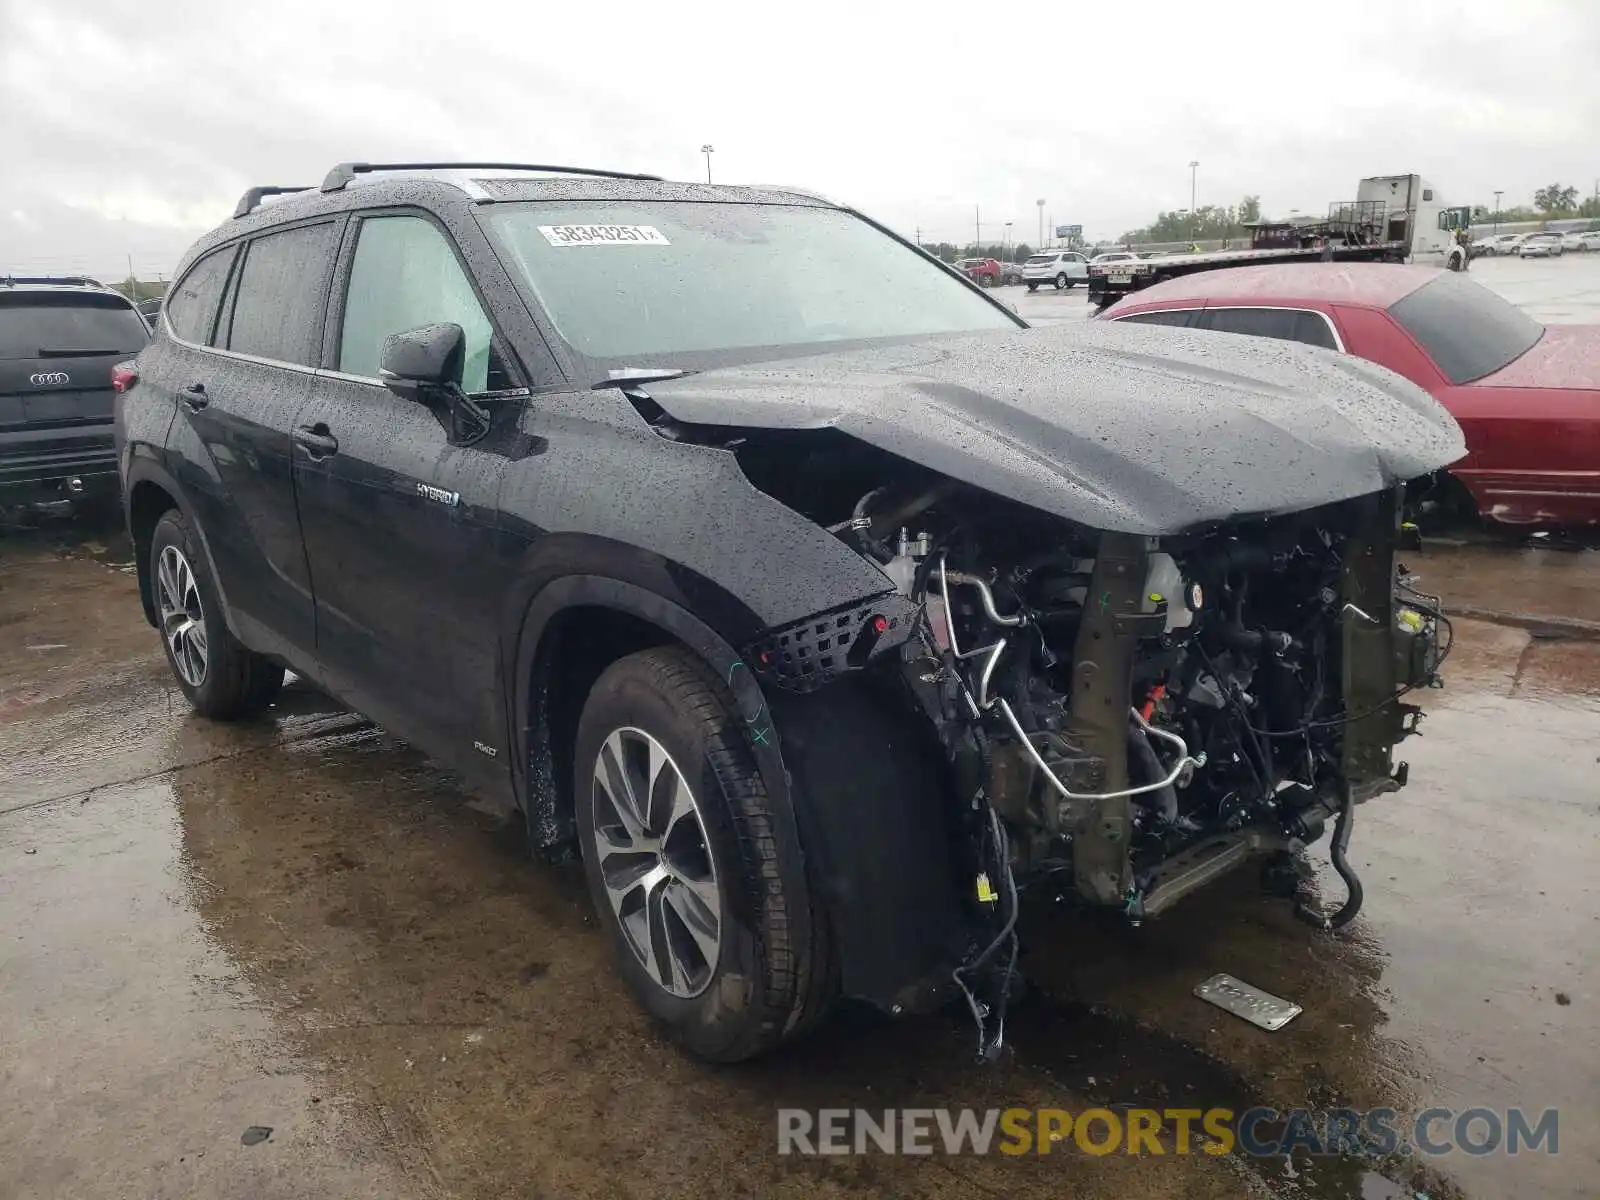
[37,347,130,357]
[590,367,693,390]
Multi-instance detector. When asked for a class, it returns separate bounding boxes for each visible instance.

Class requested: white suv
[1021,249,1089,291]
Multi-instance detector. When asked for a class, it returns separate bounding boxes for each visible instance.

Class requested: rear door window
[165,246,238,345]
[0,293,149,360]
[1114,309,1200,328]
[1199,307,1339,350]
[221,222,341,366]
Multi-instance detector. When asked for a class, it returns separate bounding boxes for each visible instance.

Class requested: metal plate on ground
[1194,973,1302,1031]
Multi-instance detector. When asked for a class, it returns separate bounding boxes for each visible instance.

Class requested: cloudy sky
[3,0,1597,280]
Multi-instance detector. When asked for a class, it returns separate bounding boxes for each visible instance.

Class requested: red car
[1102,263,1600,527]
[956,257,1002,288]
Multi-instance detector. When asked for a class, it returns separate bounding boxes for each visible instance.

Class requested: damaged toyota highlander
[116,163,1464,1063]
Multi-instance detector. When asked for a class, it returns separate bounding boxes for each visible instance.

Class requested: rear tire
[574,646,834,1061]
[1054,272,1067,289]
[1026,282,1039,292]
[149,509,284,719]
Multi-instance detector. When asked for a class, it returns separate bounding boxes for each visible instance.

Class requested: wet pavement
[2,514,1597,1200]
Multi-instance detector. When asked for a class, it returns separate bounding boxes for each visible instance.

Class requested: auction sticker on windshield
[537,224,671,247]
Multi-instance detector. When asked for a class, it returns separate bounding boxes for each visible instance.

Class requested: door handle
[181,383,209,411]
[292,424,339,459]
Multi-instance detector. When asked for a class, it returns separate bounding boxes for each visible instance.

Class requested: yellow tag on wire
[976,873,997,903]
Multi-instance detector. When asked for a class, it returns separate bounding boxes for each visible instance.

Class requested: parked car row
[947,246,1165,292]
[1472,230,1600,256]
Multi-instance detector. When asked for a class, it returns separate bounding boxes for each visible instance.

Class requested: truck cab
[1356,174,1467,271]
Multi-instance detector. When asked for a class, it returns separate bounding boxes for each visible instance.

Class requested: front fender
[506,547,967,1012]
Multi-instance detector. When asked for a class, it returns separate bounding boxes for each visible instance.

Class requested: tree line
[1476,183,1600,224]
[1116,196,1263,245]
[917,241,1041,263]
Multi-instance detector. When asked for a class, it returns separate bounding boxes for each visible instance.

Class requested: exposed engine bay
[742,458,1449,1058]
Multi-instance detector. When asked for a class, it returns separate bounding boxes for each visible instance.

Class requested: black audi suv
[2,275,148,507]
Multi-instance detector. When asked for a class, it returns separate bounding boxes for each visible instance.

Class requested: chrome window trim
[165,326,530,397]
[161,322,320,376]
[1110,304,1346,352]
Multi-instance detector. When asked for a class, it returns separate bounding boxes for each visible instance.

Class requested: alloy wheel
[589,727,722,998]
[156,544,208,688]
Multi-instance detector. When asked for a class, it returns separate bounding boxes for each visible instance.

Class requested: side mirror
[379,323,465,403]
[378,322,493,446]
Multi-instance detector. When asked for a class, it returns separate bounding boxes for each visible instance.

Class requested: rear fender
[121,451,237,636]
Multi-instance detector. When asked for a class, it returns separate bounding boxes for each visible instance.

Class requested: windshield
[0,293,149,360]
[482,201,1017,370]
[1389,272,1544,384]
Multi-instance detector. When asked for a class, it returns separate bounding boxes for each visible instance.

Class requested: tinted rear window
[166,246,238,345]
[1388,273,1543,383]
[0,293,149,360]
[1116,309,1198,328]
[1201,307,1339,350]
[222,222,340,366]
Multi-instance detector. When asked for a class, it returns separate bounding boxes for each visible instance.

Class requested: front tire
[149,509,284,719]
[574,646,833,1061]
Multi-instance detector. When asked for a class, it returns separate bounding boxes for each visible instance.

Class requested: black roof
[183,164,840,277]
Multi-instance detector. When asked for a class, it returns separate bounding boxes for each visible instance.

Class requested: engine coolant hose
[1295,789,1363,930]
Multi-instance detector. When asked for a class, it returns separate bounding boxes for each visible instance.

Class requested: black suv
[118,161,1463,1061]
[2,276,148,505]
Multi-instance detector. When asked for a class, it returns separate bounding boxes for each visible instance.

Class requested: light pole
[1036,198,1045,248]
[1188,160,1199,243]
[700,144,714,184]
[1492,190,1503,235]
[1004,221,1012,260]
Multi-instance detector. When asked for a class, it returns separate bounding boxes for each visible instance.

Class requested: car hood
[1473,325,1600,390]
[646,321,1466,535]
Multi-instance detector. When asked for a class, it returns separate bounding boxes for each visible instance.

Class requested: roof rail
[233,186,312,219]
[1,274,106,289]
[320,161,664,192]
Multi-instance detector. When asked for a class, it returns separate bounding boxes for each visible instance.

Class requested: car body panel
[1102,264,1599,525]
[160,343,321,663]
[290,372,522,788]
[1472,325,1600,391]
[646,319,1464,535]
[1440,382,1600,524]
[498,388,897,629]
